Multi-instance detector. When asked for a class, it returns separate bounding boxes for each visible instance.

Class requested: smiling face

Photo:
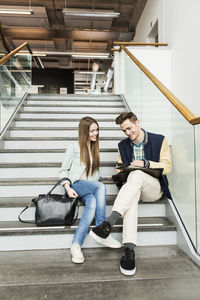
[120,118,143,143]
[88,122,99,142]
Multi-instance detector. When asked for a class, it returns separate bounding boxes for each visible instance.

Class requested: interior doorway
[147,19,158,43]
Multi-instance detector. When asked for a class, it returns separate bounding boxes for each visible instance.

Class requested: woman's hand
[64,183,78,198]
[67,188,78,198]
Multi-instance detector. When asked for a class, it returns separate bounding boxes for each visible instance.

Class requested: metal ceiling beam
[3,27,134,41]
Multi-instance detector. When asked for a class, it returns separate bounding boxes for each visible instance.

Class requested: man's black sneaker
[92,221,111,238]
[120,247,136,276]
[89,221,122,248]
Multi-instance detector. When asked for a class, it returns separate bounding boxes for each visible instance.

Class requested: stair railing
[0,42,32,135]
[113,42,200,261]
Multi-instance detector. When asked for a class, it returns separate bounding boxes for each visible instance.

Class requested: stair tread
[0,196,167,207]
[24,104,124,108]
[0,161,116,168]
[0,177,118,185]
[20,111,119,114]
[4,136,123,141]
[15,118,115,121]
[0,148,117,153]
[0,217,176,235]
[0,245,199,300]
[28,95,121,100]
[9,127,120,131]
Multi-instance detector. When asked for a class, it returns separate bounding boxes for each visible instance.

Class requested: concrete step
[8,127,124,138]
[0,217,177,251]
[0,246,199,300]
[18,112,121,119]
[28,94,122,101]
[22,105,124,113]
[0,162,116,178]
[0,194,116,208]
[14,119,118,127]
[27,100,123,106]
[0,178,119,197]
[0,148,118,163]
[3,138,121,149]
[0,197,166,221]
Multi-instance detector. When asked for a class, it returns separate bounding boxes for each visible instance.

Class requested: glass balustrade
[0,51,31,133]
[195,125,200,254]
[169,107,196,247]
[117,47,199,251]
[122,50,172,143]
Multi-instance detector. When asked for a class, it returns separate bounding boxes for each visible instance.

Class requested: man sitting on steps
[90,112,172,276]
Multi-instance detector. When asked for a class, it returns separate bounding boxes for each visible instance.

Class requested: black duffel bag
[18,177,79,226]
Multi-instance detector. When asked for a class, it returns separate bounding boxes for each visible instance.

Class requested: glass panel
[0,52,31,133]
[121,48,197,248]
[123,51,172,143]
[169,107,196,246]
[195,125,200,253]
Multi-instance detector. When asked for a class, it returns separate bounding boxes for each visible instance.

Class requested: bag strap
[71,200,80,225]
[18,205,35,224]
[46,177,72,196]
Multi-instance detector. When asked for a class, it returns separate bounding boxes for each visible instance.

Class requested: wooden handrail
[0,42,28,66]
[121,45,199,125]
[113,42,168,47]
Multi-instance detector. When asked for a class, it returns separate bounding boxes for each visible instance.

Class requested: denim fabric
[72,180,106,245]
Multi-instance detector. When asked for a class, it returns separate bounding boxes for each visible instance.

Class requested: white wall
[163,0,200,115]
[133,0,200,115]
[133,0,164,43]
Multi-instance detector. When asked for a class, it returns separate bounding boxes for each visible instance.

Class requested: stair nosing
[20,111,119,115]
[0,178,117,185]
[4,137,123,141]
[9,127,120,131]
[0,162,116,168]
[0,217,176,236]
[15,118,116,122]
[0,197,167,208]
[0,148,118,153]
[24,104,124,108]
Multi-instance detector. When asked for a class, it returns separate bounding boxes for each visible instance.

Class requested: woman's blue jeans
[71,180,106,245]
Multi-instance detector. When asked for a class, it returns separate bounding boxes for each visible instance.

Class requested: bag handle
[46,177,72,196]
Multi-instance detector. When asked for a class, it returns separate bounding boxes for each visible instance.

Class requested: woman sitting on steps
[60,116,121,264]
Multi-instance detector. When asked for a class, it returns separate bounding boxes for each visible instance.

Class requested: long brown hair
[79,116,100,177]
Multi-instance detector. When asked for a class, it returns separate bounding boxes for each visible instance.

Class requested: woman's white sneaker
[70,243,85,264]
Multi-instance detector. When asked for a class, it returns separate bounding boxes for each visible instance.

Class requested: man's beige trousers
[112,170,163,246]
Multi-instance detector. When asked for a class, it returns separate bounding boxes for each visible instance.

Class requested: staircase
[1,93,200,299]
[0,93,177,251]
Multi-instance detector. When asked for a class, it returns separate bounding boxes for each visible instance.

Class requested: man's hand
[130,160,145,167]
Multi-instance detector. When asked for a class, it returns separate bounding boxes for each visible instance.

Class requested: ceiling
[0,0,147,92]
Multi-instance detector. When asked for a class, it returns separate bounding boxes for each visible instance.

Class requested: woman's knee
[95,181,106,193]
